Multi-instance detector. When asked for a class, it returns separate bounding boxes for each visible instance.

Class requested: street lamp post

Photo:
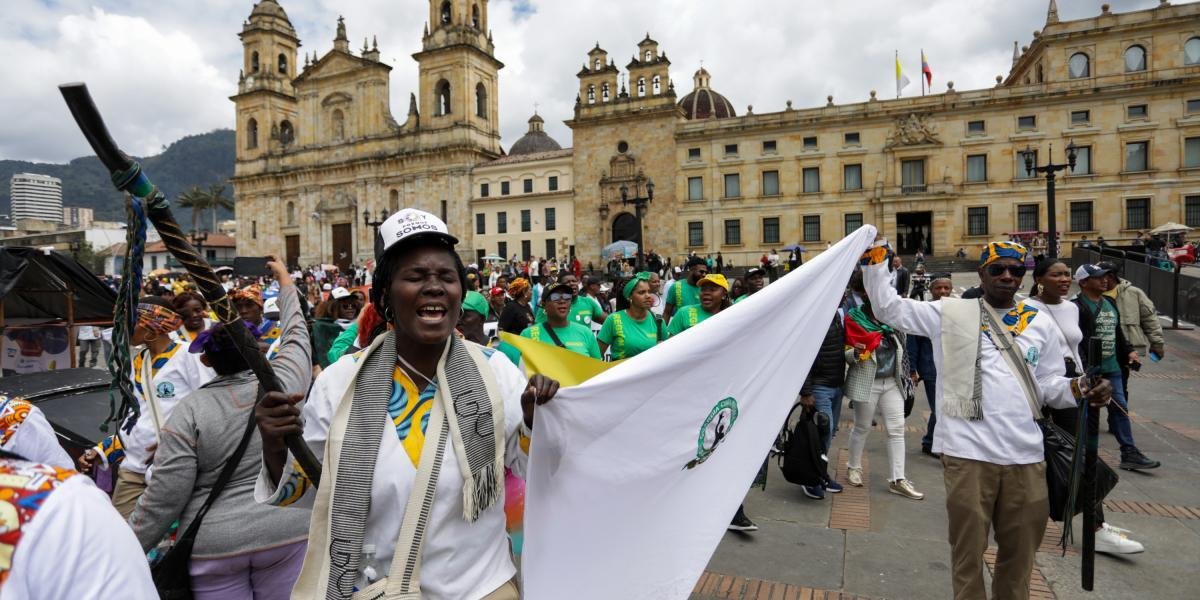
[1022,141,1077,259]
[619,176,654,271]
[190,230,208,257]
[364,208,387,257]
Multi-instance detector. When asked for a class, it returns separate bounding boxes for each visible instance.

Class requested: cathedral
[233,0,1200,269]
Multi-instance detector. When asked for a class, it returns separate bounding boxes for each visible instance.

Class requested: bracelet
[1070,376,1088,400]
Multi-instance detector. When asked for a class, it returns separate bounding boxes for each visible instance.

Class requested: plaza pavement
[695,273,1200,600]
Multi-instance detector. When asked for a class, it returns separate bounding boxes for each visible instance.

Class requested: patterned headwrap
[623,271,653,299]
[229,284,264,307]
[136,303,183,335]
[508,278,530,298]
[979,242,1028,267]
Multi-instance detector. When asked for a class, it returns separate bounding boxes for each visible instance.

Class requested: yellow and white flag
[896,51,911,98]
[521,226,878,600]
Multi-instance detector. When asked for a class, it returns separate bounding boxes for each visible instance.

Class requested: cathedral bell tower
[413,0,503,154]
[232,0,300,162]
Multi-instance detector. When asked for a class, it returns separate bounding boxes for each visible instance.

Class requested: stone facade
[231,0,501,271]
[470,144,574,265]
[235,1,1200,269]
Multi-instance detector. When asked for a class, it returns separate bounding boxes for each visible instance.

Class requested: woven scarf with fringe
[325,331,504,599]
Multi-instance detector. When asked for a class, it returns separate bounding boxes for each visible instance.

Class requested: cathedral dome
[509,113,563,155]
[251,0,289,19]
[678,68,736,120]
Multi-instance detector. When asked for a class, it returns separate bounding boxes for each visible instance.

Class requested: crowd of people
[0,206,1172,600]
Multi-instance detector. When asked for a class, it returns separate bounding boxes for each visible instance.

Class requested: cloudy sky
[0,0,1172,163]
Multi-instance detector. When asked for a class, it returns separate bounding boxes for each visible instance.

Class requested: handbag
[152,394,261,599]
[980,303,1118,524]
[775,404,828,487]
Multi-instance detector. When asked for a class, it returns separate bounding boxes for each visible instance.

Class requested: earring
[383,305,395,323]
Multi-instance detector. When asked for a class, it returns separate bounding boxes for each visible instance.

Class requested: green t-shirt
[733,294,748,304]
[534,295,606,327]
[520,321,602,359]
[666,305,716,336]
[666,279,701,309]
[597,310,662,360]
[1079,296,1120,374]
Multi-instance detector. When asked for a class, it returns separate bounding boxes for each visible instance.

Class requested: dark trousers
[920,374,937,449]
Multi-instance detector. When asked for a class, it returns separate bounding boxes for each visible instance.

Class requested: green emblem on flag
[685,397,739,470]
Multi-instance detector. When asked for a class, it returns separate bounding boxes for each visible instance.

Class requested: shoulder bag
[980,303,1117,526]
[152,392,261,600]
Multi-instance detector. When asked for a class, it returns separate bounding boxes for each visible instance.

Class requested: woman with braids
[597,272,666,360]
[77,296,215,518]
[253,209,560,599]
[130,256,312,599]
[1025,258,1145,554]
[171,291,212,343]
[843,274,923,500]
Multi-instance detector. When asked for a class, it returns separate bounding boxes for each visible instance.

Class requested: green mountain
[1,129,235,226]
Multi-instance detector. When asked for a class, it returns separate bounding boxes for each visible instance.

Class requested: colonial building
[231,0,503,270]
[470,113,574,265]
[234,0,1200,268]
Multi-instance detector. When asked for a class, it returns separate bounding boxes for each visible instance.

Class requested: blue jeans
[1103,371,1136,454]
[810,385,843,455]
[919,375,937,449]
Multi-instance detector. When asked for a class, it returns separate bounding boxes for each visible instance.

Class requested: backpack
[774,404,829,487]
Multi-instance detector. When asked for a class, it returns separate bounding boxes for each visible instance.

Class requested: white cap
[330,286,351,300]
[379,208,458,254]
[322,283,332,291]
[263,297,279,315]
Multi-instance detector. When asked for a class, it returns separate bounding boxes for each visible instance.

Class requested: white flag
[896,52,911,97]
[522,226,879,600]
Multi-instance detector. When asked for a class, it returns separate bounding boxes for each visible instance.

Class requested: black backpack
[774,404,830,487]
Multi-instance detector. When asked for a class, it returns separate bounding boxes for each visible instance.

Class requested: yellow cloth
[499,332,619,387]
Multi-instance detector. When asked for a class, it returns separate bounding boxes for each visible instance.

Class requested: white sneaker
[1095,523,1144,554]
[847,467,863,486]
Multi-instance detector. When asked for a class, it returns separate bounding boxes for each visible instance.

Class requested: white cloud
[0,0,1177,163]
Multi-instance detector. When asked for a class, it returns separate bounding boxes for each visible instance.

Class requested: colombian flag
[921,50,933,87]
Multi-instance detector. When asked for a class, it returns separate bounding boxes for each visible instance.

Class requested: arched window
[285,201,296,225]
[1068,52,1090,78]
[636,77,646,97]
[471,4,480,28]
[1185,37,1200,65]
[601,82,610,101]
[279,120,294,146]
[644,50,652,62]
[593,58,600,70]
[331,109,345,141]
[652,75,661,95]
[251,51,260,73]
[435,80,451,115]
[587,85,596,104]
[278,53,288,75]
[389,189,400,214]
[1124,44,1146,72]
[440,1,452,24]
[247,118,258,149]
[475,83,487,118]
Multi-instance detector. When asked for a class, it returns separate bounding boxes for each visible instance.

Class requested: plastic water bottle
[361,544,377,583]
[1149,351,1161,363]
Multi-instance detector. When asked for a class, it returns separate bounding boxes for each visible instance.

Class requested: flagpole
[921,49,925,96]
[895,50,900,99]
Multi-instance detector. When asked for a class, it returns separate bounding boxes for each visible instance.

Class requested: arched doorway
[612,212,639,244]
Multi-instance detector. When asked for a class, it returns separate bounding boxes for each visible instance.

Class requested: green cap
[462,290,489,317]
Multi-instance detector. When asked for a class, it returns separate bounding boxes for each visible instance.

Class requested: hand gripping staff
[58,82,323,486]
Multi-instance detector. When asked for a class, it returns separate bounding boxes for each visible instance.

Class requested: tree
[72,240,103,274]
[177,186,209,232]
[206,184,234,233]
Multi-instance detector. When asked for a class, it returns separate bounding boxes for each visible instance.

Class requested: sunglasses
[548,292,575,302]
[985,264,1027,278]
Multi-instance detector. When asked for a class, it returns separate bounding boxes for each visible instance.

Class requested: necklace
[396,351,437,390]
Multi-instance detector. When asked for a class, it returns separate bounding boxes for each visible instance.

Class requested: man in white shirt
[860,240,1111,600]
[76,325,101,368]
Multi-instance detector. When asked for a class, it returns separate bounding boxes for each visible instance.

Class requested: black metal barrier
[1070,246,1198,329]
